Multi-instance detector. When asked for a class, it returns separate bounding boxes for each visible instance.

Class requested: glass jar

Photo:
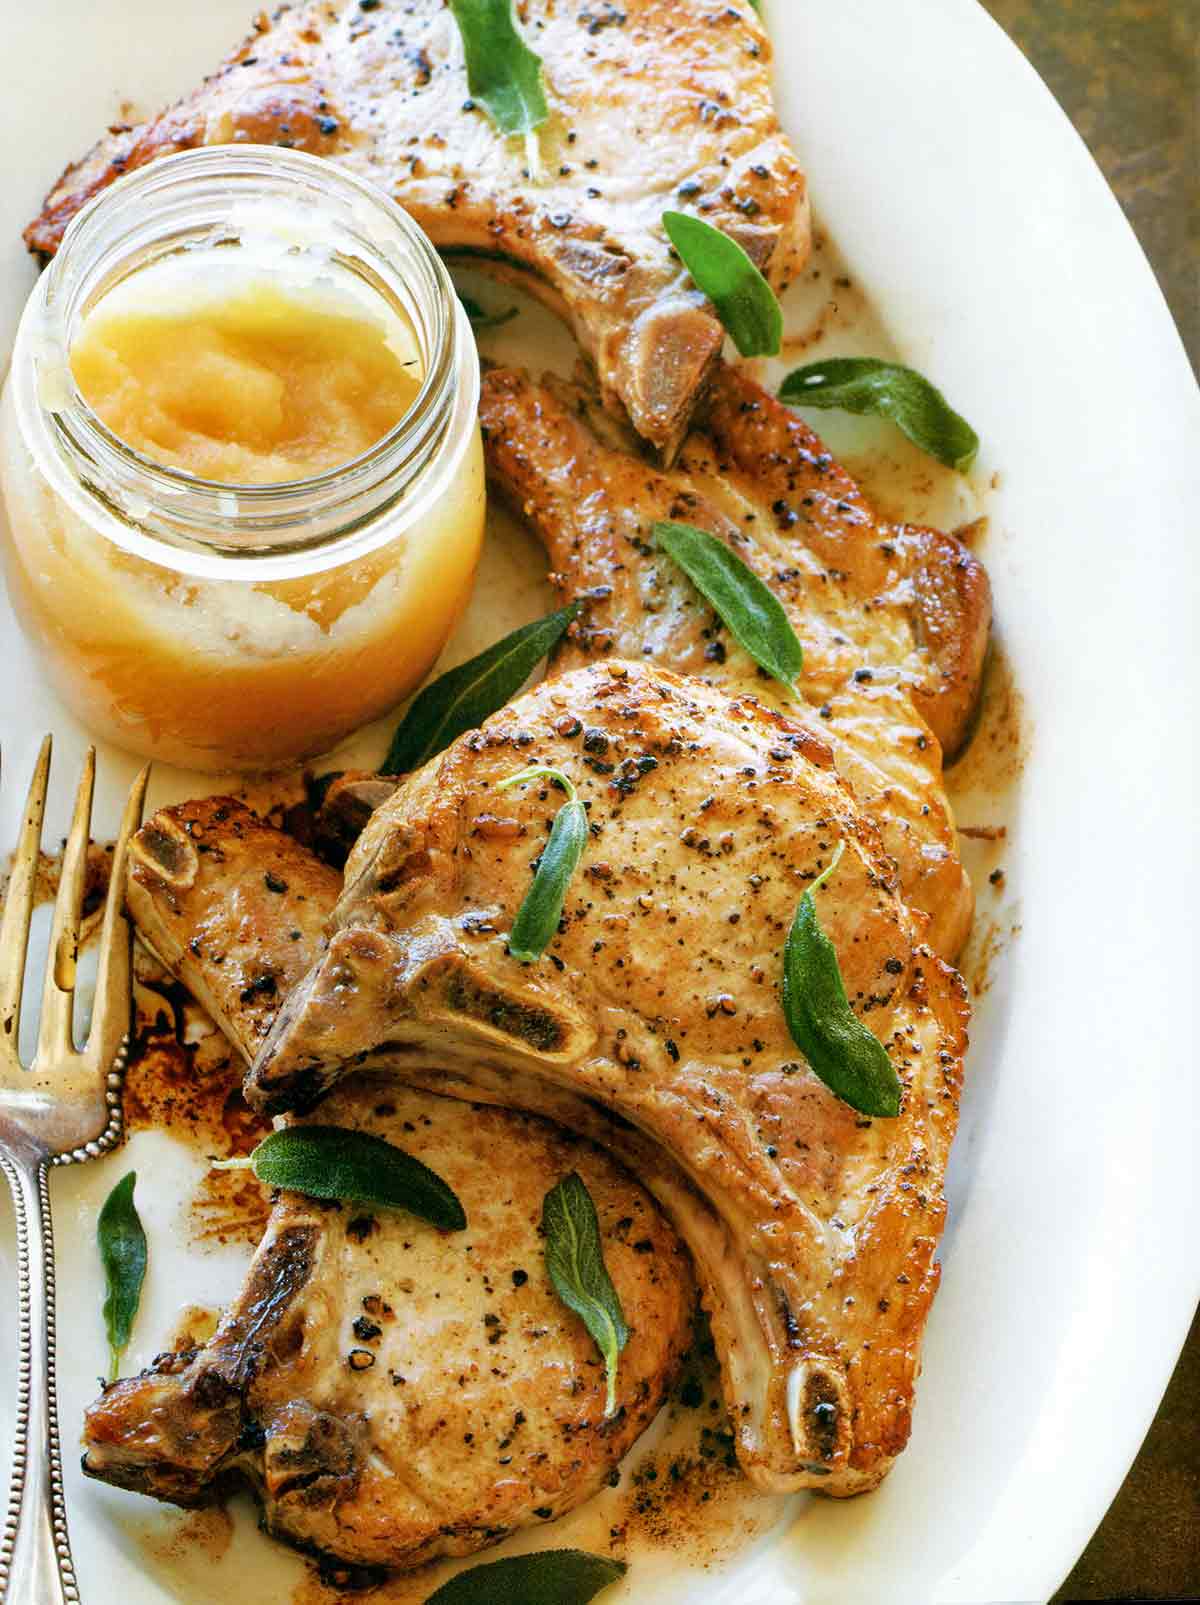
[0,147,484,772]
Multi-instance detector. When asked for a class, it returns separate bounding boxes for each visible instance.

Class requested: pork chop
[126,796,345,1055]
[84,1079,694,1570]
[91,797,696,1570]
[479,362,991,958]
[26,0,808,459]
[247,661,970,1494]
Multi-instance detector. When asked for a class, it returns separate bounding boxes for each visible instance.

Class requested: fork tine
[0,734,52,1051]
[34,747,96,1065]
[84,762,150,1073]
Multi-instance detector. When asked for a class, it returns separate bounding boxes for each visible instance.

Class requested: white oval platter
[1,3,1197,1603]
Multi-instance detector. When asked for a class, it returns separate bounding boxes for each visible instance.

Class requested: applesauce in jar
[0,147,484,772]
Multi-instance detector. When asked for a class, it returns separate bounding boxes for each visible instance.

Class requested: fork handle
[0,1154,80,1605]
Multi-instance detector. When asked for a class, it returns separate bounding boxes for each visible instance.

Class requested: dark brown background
[983,0,1197,371]
[979,2,1198,1599]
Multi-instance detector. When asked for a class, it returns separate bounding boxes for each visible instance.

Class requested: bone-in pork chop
[89,798,695,1570]
[26,0,808,459]
[126,796,345,1057]
[479,363,991,958]
[248,662,970,1494]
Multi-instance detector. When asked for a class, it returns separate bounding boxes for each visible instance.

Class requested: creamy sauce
[70,261,422,483]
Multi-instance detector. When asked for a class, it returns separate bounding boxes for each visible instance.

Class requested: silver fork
[0,738,147,1605]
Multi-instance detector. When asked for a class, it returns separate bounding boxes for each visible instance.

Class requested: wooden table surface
[978,3,1198,1599]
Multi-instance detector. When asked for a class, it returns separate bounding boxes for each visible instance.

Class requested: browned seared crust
[84,1079,695,1569]
[701,364,991,758]
[126,795,343,1057]
[108,799,696,1568]
[478,363,989,958]
[249,660,970,1494]
[25,0,808,458]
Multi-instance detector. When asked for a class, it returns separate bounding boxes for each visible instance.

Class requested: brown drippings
[291,1564,435,1605]
[3,838,276,1257]
[780,230,873,359]
[0,843,115,936]
[234,771,313,834]
[963,914,1003,999]
[855,450,945,525]
[191,1165,273,1248]
[132,1505,234,1568]
[944,642,1025,998]
[618,1427,748,1555]
[947,645,1028,793]
[125,951,270,1158]
[960,912,1023,1001]
[168,1304,221,1351]
[610,1345,772,1566]
[125,946,274,1247]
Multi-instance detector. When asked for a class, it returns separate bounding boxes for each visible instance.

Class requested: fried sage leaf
[98,1171,148,1383]
[458,291,519,330]
[214,1127,467,1230]
[426,1549,627,1605]
[498,766,588,963]
[383,603,580,774]
[661,210,782,357]
[449,0,548,138]
[779,357,979,472]
[653,519,803,691]
[781,842,902,1118]
[542,1172,629,1418]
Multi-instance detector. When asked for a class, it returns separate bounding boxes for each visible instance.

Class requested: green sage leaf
[778,358,979,472]
[98,1171,147,1383]
[244,1127,467,1230]
[542,1172,629,1417]
[449,0,548,138]
[384,604,580,774]
[781,842,902,1118]
[498,766,588,963]
[426,1549,627,1605]
[458,292,519,331]
[652,519,803,691]
[662,210,782,358]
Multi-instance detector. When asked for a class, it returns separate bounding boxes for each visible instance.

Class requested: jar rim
[11,145,476,578]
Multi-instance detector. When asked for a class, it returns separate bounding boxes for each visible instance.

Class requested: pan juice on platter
[0,147,484,772]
